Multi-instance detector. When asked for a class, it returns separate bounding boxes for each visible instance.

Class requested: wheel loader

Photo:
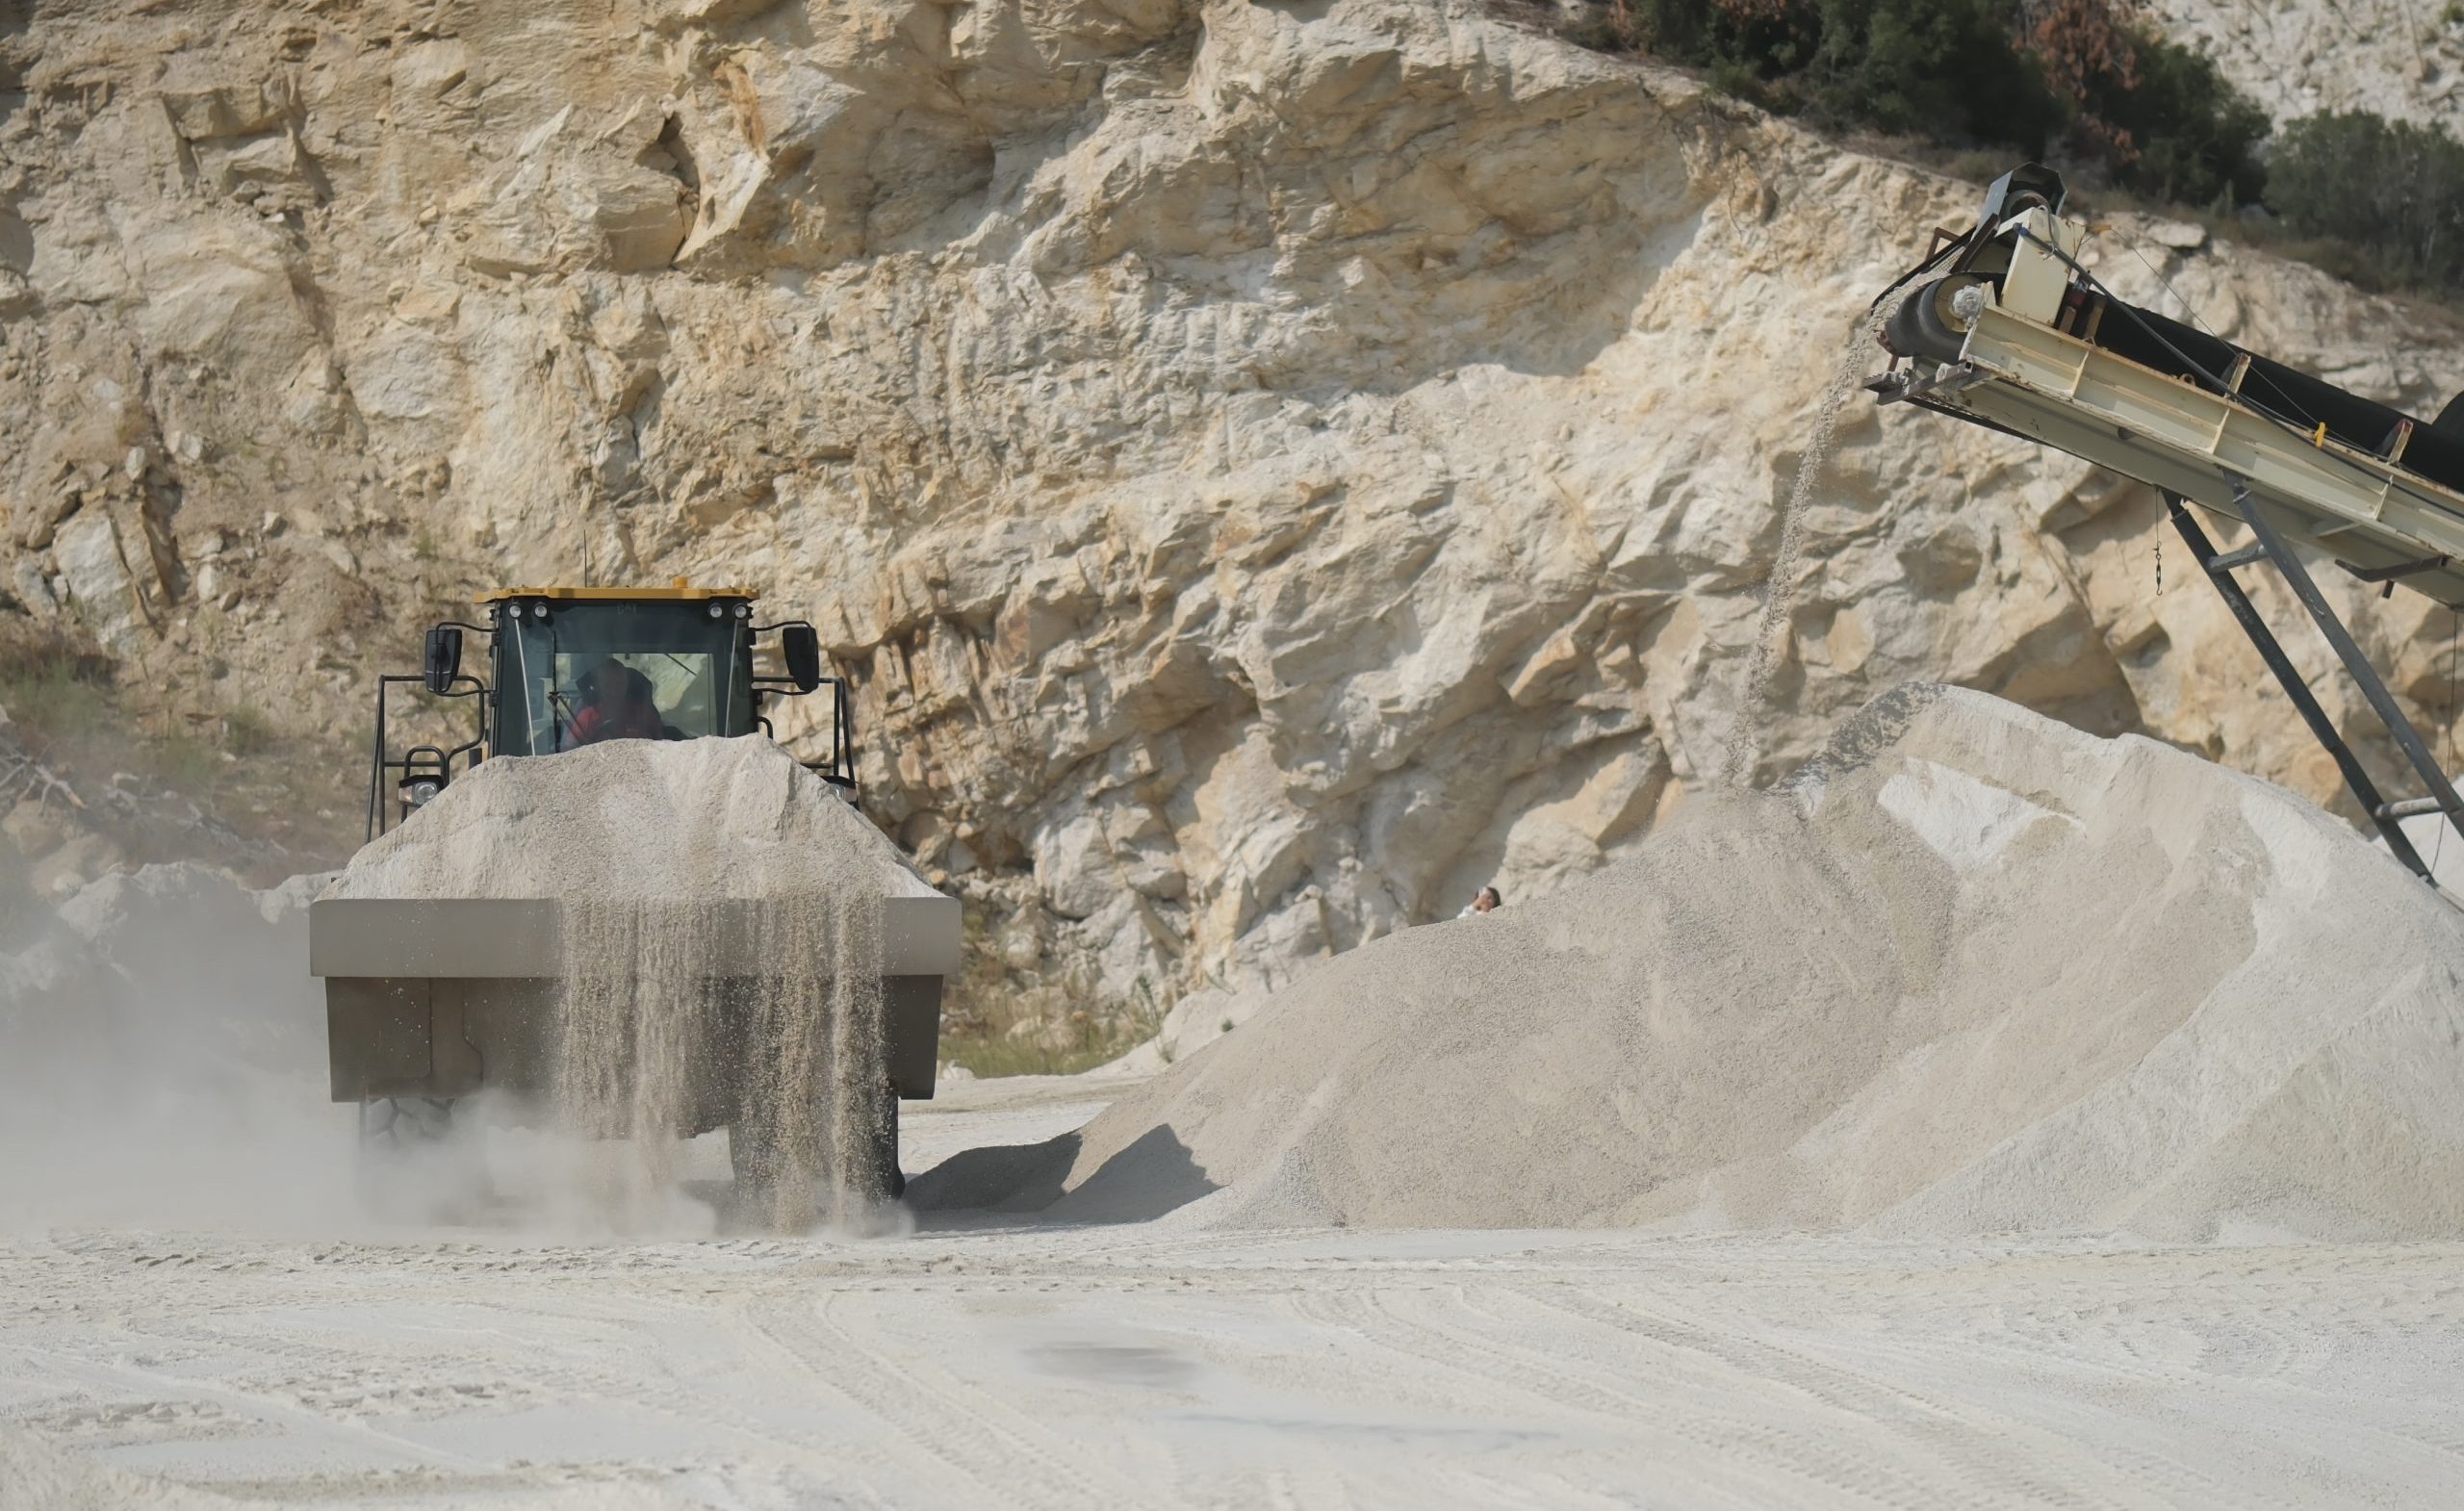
[306,583,958,1206]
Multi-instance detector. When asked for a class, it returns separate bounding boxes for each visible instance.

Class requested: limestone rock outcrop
[3,0,2459,1032]
[2148,0,2464,132]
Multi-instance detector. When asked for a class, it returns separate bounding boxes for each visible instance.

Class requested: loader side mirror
[781,624,824,694]
[424,626,462,695]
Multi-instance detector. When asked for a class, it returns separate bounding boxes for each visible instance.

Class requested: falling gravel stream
[1725,314,1886,788]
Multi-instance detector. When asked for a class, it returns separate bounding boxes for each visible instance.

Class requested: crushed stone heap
[916,685,2464,1241]
[325,734,925,903]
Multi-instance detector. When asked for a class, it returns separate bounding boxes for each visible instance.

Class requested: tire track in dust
[1816,1249,2464,1495]
[0,1340,499,1485]
[743,1288,1155,1511]
[1154,1280,1562,1511]
[695,1293,986,1507]
[217,1271,981,1505]
[1278,1282,1939,1511]
[1514,1287,2186,1511]
[12,1253,831,1502]
[1583,1260,2456,1509]
[1337,1273,2209,1511]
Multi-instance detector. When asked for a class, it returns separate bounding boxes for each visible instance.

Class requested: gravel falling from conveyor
[1724,311,1888,788]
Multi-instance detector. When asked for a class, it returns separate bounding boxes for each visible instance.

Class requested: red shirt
[565,703,665,746]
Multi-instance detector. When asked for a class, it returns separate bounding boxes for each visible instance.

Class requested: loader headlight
[400,779,442,808]
[733,602,751,619]
[708,602,725,618]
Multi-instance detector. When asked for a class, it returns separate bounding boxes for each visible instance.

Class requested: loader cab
[486,592,757,755]
[365,583,851,839]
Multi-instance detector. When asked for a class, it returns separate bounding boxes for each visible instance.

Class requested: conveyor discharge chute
[1867,164,2464,883]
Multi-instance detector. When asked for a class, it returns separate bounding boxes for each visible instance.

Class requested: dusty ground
[0,1077,2458,1510]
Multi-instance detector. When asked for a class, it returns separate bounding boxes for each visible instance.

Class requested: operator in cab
[562,659,671,748]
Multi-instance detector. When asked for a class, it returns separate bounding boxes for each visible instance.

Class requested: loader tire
[860,1080,905,1204]
[359,1095,455,1151]
[354,1097,466,1219]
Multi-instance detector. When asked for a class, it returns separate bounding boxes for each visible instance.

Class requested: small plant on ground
[149,732,223,793]
[0,647,116,739]
[221,705,279,758]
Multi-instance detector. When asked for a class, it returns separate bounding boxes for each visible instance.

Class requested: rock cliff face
[2148,0,2464,132]
[3,0,2460,1033]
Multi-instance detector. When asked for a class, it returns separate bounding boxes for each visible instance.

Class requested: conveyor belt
[1868,164,2464,884]
[1878,299,2464,611]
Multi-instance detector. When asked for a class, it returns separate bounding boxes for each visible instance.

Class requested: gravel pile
[919,685,2464,1240]
[326,734,919,903]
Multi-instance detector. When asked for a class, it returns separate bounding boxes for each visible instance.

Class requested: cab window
[494,602,754,756]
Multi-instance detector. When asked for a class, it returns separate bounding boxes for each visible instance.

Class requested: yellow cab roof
[476,580,758,605]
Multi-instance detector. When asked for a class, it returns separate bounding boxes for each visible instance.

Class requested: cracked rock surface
[2147,0,2464,132]
[2,0,2459,1028]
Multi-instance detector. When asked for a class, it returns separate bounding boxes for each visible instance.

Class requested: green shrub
[938,1035,1130,1079]
[0,651,115,739]
[1610,0,2063,146]
[2270,110,2464,295]
[2074,35,2269,207]
[1560,0,2265,211]
[1806,0,2064,148]
[149,733,222,793]
[221,706,279,758]
[1634,0,1811,67]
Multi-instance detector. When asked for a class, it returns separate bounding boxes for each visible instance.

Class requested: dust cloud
[0,866,352,1236]
[1,738,917,1240]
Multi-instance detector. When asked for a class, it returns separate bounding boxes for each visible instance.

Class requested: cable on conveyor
[2125,238,2219,335]
[1861,234,1966,326]
[2013,224,2464,532]
[2116,232,2330,436]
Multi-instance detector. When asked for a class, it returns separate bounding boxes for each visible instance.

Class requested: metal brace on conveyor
[2165,473,2464,884]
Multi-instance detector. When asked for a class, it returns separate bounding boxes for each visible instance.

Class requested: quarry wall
[3,0,2461,1033]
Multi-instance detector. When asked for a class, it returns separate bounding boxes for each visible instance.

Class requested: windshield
[493,602,755,756]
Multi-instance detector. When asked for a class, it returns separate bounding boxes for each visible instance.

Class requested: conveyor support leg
[2164,479,2464,884]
